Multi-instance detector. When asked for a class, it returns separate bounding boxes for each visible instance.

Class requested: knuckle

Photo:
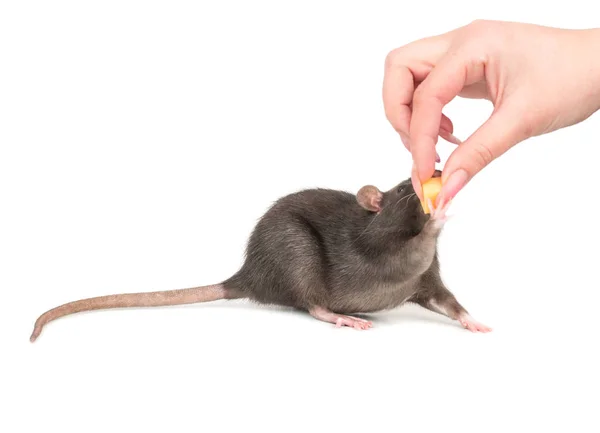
[519,118,536,139]
[463,19,506,50]
[471,141,495,169]
[412,86,426,103]
[384,47,404,69]
[466,19,494,34]
[443,22,501,67]
[517,108,546,138]
[386,116,403,133]
[413,85,441,108]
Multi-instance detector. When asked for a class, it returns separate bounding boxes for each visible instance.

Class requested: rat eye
[397,185,406,194]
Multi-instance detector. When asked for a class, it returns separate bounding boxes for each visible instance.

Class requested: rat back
[223,187,432,314]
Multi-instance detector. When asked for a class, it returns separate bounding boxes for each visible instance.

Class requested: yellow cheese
[420,177,442,214]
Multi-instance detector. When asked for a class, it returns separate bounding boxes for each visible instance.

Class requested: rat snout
[399,189,419,208]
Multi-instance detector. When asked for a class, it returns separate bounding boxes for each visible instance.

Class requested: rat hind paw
[335,315,373,330]
[309,306,373,330]
[458,314,492,333]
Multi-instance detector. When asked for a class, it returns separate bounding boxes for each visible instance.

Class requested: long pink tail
[30,284,227,342]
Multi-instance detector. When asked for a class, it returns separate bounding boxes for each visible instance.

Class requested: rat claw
[439,128,462,145]
[428,197,451,229]
[343,315,373,330]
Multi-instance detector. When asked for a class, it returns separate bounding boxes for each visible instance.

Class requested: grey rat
[30,170,490,342]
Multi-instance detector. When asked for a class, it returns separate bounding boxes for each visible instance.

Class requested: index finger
[382,37,451,148]
[382,59,414,148]
[410,54,469,182]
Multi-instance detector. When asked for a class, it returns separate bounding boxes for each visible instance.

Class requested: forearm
[578,28,600,112]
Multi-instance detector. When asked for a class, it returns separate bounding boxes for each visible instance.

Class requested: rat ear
[356,185,383,213]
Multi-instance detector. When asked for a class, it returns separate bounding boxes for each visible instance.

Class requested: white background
[2,1,599,432]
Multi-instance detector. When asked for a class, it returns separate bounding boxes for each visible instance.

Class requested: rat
[30,170,491,342]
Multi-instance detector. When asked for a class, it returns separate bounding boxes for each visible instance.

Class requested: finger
[407,102,462,144]
[410,51,485,182]
[437,105,527,204]
[400,131,411,150]
[383,62,414,148]
[411,163,422,201]
[440,113,462,145]
[440,113,454,133]
[383,35,455,150]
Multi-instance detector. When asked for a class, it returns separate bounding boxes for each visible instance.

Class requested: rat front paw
[427,198,451,230]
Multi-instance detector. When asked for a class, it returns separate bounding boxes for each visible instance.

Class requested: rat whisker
[386,192,415,216]
[399,193,416,212]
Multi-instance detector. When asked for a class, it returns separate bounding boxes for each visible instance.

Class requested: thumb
[438,106,527,204]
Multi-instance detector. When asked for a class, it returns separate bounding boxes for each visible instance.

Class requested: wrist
[581,28,600,112]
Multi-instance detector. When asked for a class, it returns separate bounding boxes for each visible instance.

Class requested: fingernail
[411,164,422,200]
[435,152,441,163]
[437,169,468,205]
[439,128,462,145]
[446,132,462,144]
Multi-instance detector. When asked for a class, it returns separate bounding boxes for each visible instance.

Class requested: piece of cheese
[420,177,442,214]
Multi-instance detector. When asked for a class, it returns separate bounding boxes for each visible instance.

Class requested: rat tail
[30,283,240,343]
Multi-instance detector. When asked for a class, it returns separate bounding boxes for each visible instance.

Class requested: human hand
[383,20,600,203]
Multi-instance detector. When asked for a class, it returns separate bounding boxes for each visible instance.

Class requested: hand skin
[383,20,600,204]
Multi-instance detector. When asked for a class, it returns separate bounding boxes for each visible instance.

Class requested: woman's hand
[383,20,600,203]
